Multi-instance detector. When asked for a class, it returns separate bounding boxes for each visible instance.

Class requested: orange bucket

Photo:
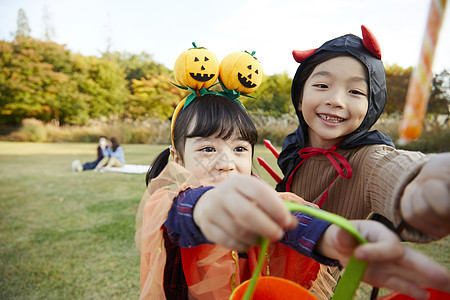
[378,288,450,300]
[230,276,317,300]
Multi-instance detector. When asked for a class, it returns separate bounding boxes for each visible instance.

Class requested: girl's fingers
[197,181,285,247]
[223,190,284,241]
[203,222,251,252]
[207,202,260,246]
[232,176,294,229]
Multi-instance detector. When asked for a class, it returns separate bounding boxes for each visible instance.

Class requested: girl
[136,93,449,300]
[276,26,450,297]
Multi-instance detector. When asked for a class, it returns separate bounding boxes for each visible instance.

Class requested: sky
[0,0,449,77]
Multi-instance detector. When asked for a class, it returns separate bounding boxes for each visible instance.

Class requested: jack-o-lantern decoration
[219,51,263,94]
[173,42,219,90]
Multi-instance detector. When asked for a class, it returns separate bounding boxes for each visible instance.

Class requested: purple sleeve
[165,187,340,266]
[281,211,341,267]
[164,186,214,248]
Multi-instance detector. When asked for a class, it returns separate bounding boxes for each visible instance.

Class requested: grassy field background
[0,142,448,299]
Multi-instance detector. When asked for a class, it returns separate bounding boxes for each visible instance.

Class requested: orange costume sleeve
[135,162,203,299]
[135,162,335,300]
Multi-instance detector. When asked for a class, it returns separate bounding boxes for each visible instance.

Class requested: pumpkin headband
[170,42,264,148]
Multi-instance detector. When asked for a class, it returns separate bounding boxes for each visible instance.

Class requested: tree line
[1,10,448,126]
[0,35,185,125]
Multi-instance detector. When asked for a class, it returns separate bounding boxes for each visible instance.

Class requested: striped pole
[398,0,447,144]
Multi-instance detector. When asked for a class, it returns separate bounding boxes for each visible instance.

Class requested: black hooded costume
[276,29,395,193]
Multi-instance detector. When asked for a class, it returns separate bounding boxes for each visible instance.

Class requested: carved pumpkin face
[219,51,263,94]
[174,46,219,90]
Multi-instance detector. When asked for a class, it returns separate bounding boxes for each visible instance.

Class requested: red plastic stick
[257,157,282,183]
[263,139,279,159]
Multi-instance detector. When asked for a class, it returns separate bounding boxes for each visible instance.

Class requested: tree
[385,65,449,118]
[428,69,450,115]
[106,51,171,84]
[0,37,131,125]
[384,64,412,114]
[129,74,184,120]
[73,55,130,121]
[102,15,113,60]
[42,6,56,41]
[243,72,293,116]
[15,8,31,38]
[0,37,70,125]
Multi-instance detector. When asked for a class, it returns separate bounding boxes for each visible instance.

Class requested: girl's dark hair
[110,137,120,152]
[145,94,258,186]
[145,148,170,186]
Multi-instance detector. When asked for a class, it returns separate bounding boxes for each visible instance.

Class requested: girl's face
[175,133,252,185]
[300,56,369,148]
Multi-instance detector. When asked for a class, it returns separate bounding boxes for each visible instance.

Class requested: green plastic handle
[241,202,368,300]
[284,202,368,245]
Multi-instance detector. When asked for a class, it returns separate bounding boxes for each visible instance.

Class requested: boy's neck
[308,137,345,149]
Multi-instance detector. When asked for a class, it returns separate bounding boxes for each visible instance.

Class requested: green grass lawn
[0,142,448,299]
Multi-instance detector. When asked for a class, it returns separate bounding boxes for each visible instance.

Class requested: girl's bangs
[185,98,258,145]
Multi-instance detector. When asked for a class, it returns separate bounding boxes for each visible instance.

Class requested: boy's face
[300,56,369,148]
[175,133,252,185]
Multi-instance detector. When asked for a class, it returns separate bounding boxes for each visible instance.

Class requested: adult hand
[322,220,450,300]
[400,153,450,239]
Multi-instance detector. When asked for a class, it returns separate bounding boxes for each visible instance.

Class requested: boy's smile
[300,56,369,149]
[318,113,345,124]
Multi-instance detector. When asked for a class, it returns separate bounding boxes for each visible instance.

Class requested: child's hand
[193,174,297,252]
[319,220,450,299]
[401,153,450,239]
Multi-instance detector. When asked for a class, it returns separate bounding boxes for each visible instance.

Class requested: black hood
[277,32,395,191]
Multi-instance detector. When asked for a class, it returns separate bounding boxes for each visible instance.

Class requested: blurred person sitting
[72,136,109,172]
[94,137,125,172]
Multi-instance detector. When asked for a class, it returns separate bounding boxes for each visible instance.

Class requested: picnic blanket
[106,164,151,174]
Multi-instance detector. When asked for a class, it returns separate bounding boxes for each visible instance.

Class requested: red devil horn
[361,25,381,59]
[292,48,318,63]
